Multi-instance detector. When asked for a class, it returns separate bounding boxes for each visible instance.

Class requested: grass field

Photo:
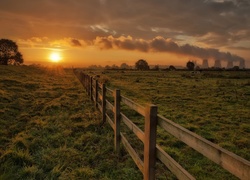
[86,69,250,179]
[1,66,249,179]
[0,65,142,180]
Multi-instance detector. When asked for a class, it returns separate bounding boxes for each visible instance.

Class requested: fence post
[102,83,106,124]
[85,74,87,90]
[95,79,98,108]
[87,75,90,96]
[114,89,121,154]
[90,77,93,101]
[144,104,158,180]
[80,72,83,86]
[83,73,86,89]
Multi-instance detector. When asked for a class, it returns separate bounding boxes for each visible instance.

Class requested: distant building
[227,61,233,69]
[214,59,221,68]
[201,59,209,69]
[239,60,245,69]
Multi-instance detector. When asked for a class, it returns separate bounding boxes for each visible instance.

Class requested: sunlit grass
[0,65,142,180]
[1,66,249,179]
[89,69,249,179]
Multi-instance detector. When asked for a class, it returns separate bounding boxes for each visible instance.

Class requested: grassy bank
[86,69,250,179]
[0,65,142,180]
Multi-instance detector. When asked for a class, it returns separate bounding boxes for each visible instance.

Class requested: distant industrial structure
[199,59,245,69]
[239,60,245,69]
[227,61,233,69]
[214,59,222,68]
[201,59,209,69]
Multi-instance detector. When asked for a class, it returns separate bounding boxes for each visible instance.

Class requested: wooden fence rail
[73,69,250,180]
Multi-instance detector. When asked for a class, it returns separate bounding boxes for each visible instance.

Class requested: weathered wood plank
[102,83,106,123]
[120,112,144,143]
[121,95,145,116]
[114,90,121,154]
[156,145,195,180]
[106,100,114,110]
[157,114,250,180]
[90,77,93,101]
[97,103,102,112]
[95,79,98,108]
[92,88,96,96]
[144,105,157,180]
[87,75,90,96]
[98,82,102,89]
[106,113,114,130]
[98,91,102,101]
[120,133,144,173]
[106,87,113,95]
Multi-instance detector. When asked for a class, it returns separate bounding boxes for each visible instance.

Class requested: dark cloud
[94,36,245,63]
[0,0,249,43]
[71,39,82,47]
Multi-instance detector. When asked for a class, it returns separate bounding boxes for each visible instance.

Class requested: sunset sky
[0,0,250,68]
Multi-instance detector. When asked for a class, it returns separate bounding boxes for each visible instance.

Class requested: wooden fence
[73,69,250,180]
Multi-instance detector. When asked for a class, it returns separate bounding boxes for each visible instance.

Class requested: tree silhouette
[232,66,240,71]
[169,65,176,71]
[0,39,24,65]
[186,61,195,71]
[120,63,130,69]
[135,59,149,70]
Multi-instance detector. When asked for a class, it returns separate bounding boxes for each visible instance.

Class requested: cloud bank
[17,34,246,65]
[94,36,245,63]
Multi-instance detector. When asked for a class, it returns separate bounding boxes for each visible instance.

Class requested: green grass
[0,65,142,180]
[88,69,250,179]
[1,66,249,179]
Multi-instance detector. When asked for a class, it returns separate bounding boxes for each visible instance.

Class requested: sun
[49,52,62,62]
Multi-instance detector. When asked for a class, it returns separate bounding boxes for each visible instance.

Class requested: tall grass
[89,69,250,179]
[0,65,142,180]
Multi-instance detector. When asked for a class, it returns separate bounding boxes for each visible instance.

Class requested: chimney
[214,59,221,68]
[202,59,209,69]
[227,61,233,69]
[239,60,245,69]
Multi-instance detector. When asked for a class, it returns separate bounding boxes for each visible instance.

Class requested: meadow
[1,65,249,180]
[86,69,250,179]
[0,65,142,180]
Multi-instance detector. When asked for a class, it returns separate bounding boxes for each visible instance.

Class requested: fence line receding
[73,69,250,180]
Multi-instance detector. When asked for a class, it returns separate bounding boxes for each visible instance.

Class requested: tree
[186,61,195,71]
[120,63,130,69]
[105,65,111,69]
[111,64,119,69]
[0,39,24,65]
[232,66,240,71]
[135,59,149,70]
[169,65,176,71]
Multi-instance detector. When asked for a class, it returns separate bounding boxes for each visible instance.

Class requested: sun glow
[49,52,62,62]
